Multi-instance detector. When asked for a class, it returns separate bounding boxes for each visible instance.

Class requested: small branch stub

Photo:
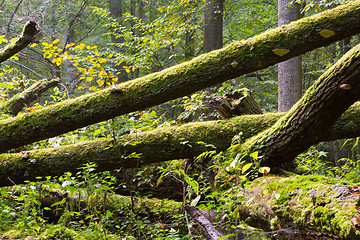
[340,83,351,90]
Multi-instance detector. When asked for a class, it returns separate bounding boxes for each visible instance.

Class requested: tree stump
[210,88,262,119]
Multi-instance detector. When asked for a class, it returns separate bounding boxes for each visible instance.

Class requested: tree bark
[0,21,39,64]
[235,42,360,169]
[109,0,129,82]
[2,99,360,186]
[210,88,262,119]
[234,175,360,239]
[203,0,224,53]
[1,2,360,153]
[0,78,60,116]
[277,0,302,111]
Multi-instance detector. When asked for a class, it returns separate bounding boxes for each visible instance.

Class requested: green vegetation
[1,0,360,239]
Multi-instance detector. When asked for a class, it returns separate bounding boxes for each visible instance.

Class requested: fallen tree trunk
[2,1,360,153]
[1,100,360,186]
[235,175,360,239]
[0,78,60,116]
[234,42,360,169]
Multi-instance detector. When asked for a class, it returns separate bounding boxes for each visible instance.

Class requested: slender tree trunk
[277,0,302,111]
[184,1,197,60]
[203,0,224,53]
[109,0,129,82]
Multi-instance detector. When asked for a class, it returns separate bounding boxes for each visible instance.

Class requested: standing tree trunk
[277,0,302,111]
[203,0,224,53]
[109,0,129,82]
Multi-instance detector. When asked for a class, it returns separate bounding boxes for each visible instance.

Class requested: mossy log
[1,100,360,186]
[1,2,360,153]
[0,21,39,64]
[234,42,360,169]
[0,78,60,116]
[235,175,360,239]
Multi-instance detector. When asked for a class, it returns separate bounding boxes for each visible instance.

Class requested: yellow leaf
[74,43,86,50]
[44,52,53,58]
[65,43,75,48]
[98,58,107,63]
[97,79,104,86]
[272,48,290,57]
[0,35,8,44]
[52,39,60,44]
[10,55,19,61]
[89,86,98,91]
[30,43,38,48]
[319,29,335,38]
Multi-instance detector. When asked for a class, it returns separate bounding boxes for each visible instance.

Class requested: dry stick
[8,59,45,78]
[5,0,24,36]
[1,2,360,153]
[184,205,226,240]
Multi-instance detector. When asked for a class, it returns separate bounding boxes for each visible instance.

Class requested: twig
[5,0,24,36]
[8,59,45,78]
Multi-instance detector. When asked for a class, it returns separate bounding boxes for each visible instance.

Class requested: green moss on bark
[233,43,360,168]
[242,175,360,239]
[2,2,360,152]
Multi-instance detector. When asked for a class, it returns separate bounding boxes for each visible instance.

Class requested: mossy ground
[242,174,360,239]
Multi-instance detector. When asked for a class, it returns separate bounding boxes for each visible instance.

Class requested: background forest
[1,0,360,239]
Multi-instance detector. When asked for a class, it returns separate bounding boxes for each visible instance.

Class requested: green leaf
[242,163,253,174]
[50,198,66,207]
[249,151,258,159]
[190,195,201,207]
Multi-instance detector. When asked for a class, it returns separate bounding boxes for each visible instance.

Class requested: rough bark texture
[203,0,224,53]
[2,100,360,186]
[109,0,128,82]
[236,42,360,169]
[0,21,39,64]
[184,205,226,240]
[236,175,360,239]
[277,0,303,111]
[1,2,360,153]
[0,78,60,116]
[210,88,262,119]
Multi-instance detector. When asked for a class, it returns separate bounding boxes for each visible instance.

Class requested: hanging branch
[0,21,39,64]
